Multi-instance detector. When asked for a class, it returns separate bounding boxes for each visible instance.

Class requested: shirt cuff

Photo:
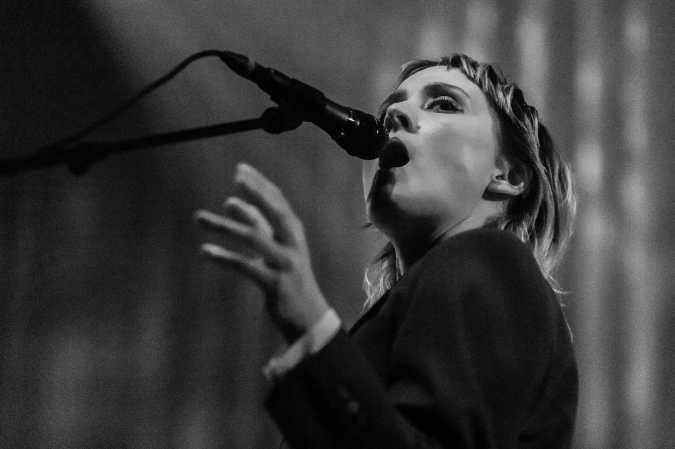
[263,308,341,381]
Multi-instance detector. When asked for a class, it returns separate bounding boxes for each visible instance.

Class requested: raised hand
[195,162,329,343]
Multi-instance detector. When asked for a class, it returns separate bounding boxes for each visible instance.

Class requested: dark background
[1,1,674,448]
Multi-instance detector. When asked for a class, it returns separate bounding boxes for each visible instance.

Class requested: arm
[262,308,341,381]
[194,165,573,448]
[266,230,565,449]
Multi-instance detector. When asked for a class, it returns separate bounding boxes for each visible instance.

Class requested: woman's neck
[390,207,498,273]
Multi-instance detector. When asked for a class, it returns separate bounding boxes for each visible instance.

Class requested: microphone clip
[260,105,304,134]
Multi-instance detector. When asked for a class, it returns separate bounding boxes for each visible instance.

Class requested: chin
[366,195,401,233]
[367,193,424,236]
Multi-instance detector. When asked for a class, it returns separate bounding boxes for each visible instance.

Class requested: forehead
[399,66,473,91]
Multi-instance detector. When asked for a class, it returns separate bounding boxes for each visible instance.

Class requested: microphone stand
[0,106,303,177]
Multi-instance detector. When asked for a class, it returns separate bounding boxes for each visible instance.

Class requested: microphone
[219,51,386,160]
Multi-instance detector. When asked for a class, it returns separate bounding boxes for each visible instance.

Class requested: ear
[485,156,528,198]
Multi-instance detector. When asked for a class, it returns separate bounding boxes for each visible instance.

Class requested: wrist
[282,300,330,344]
[264,308,341,381]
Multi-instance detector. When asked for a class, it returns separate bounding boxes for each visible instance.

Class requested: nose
[384,103,418,134]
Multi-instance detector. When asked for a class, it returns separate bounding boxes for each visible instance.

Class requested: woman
[196,54,578,449]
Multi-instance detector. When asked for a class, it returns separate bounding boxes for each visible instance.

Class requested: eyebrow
[378,82,472,117]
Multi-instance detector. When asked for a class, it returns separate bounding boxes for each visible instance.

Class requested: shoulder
[409,227,543,290]
[397,228,557,330]
[436,227,534,263]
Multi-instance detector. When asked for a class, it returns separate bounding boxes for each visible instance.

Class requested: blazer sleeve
[265,230,576,449]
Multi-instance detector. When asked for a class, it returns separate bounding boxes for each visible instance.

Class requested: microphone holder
[0,106,304,177]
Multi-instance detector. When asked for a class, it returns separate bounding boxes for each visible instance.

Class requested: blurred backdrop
[1,1,674,448]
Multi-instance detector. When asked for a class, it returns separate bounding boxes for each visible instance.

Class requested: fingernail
[234,163,248,183]
[236,162,251,176]
[195,210,217,223]
[200,243,217,255]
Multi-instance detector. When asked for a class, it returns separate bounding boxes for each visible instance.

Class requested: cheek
[423,126,497,194]
[454,146,496,182]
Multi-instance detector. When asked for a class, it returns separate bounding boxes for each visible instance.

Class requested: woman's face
[363,66,501,237]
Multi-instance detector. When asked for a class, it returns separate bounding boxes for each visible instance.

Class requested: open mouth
[378,138,410,169]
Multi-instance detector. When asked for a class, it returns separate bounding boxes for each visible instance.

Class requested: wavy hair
[363,54,576,308]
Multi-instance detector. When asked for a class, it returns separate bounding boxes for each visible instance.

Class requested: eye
[424,95,461,113]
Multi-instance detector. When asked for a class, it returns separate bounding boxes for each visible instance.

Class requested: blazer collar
[348,290,391,335]
[348,229,466,334]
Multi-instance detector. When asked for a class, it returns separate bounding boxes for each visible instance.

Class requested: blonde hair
[363,54,576,307]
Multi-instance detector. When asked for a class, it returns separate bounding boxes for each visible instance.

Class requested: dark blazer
[266,228,578,449]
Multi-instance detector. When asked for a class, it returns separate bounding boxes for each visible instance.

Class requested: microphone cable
[42,49,226,152]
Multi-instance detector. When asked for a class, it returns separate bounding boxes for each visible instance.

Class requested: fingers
[196,162,302,291]
[195,209,289,269]
[223,196,273,239]
[200,243,277,290]
[234,163,300,245]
